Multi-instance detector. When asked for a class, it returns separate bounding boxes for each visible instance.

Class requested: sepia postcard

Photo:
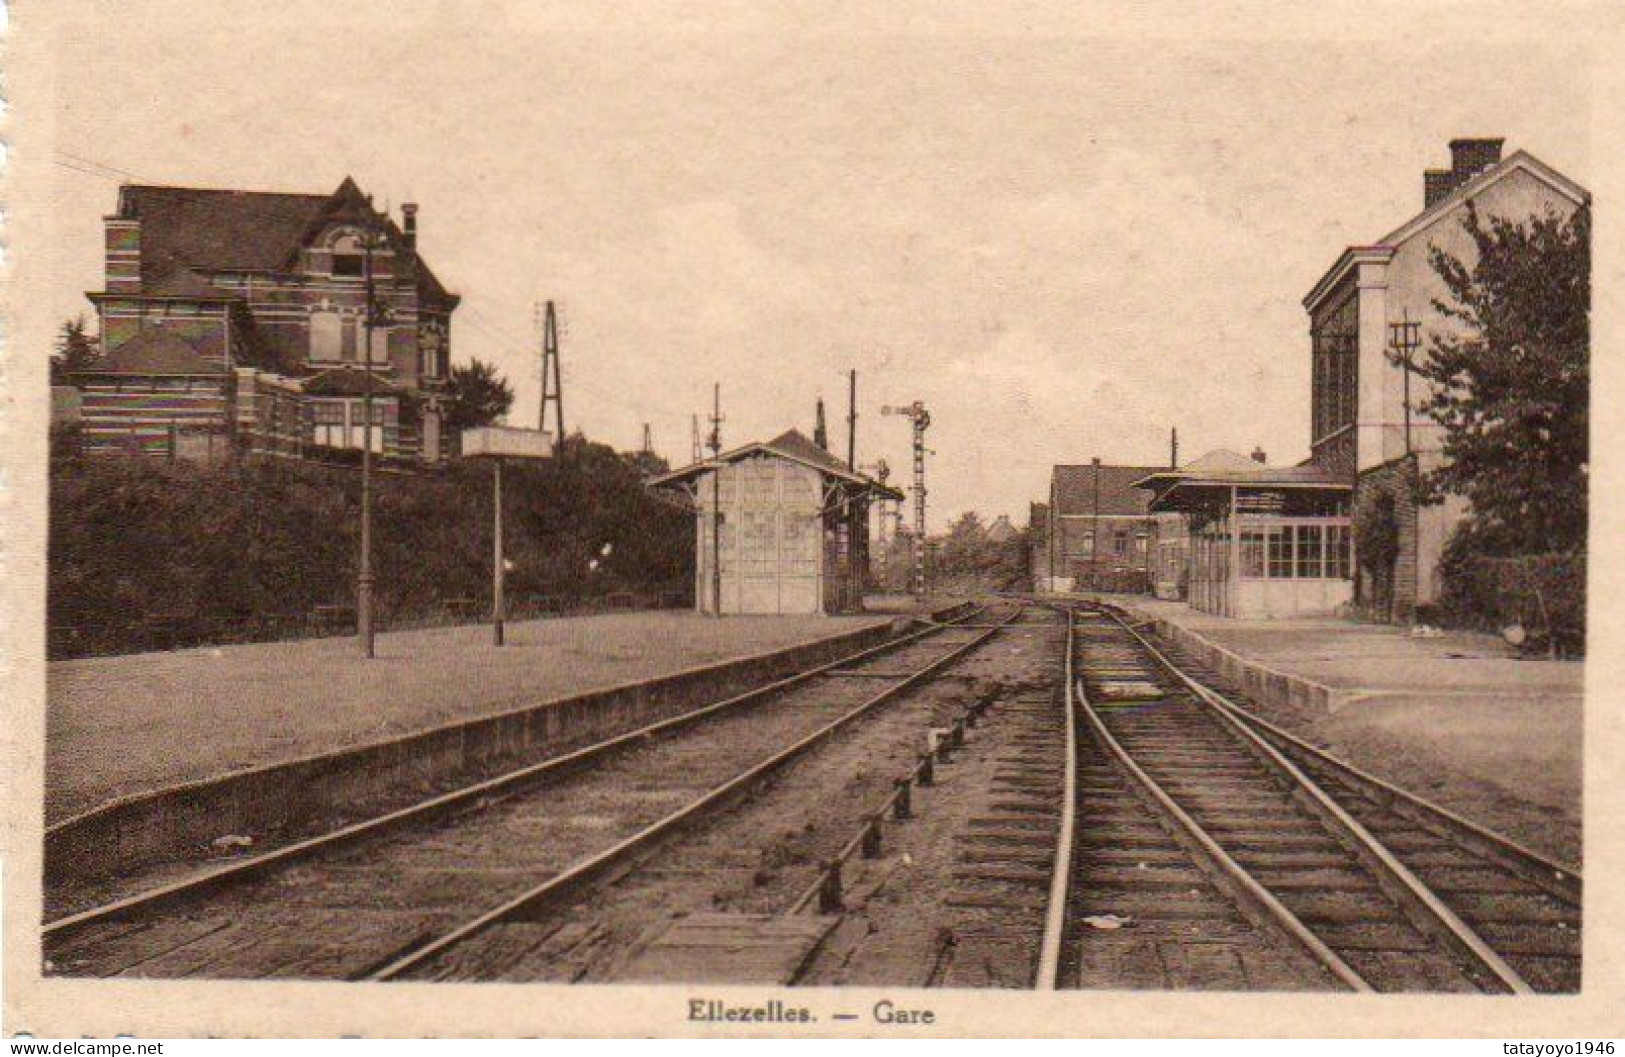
[4,0,1625,1040]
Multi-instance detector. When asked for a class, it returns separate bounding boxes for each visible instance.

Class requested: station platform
[1089,593,1584,865]
[45,609,901,823]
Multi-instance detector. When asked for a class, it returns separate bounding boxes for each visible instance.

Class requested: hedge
[1435,547,1585,656]
[48,437,693,658]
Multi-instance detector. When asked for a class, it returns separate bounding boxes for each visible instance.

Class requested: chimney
[1449,138,1504,180]
[401,202,419,252]
[1423,169,1457,209]
[1425,139,1505,208]
[1251,446,1267,464]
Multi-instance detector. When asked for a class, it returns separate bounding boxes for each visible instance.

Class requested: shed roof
[649,428,904,500]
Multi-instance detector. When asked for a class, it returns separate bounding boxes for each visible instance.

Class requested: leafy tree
[51,315,100,384]
[444,358,515,434]
[1402,202,1589,556]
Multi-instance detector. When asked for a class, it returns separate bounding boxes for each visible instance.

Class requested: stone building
[76,178,459,461]
[1303,139,1589,621]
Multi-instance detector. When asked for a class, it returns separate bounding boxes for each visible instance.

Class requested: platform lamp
[461,425,554,645]
[1388,310,1422,457]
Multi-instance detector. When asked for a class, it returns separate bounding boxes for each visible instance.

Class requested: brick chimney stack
[1424,138,1506,208]
[401,203,419,252]
[1251,446,1267,464]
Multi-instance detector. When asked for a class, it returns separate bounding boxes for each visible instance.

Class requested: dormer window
[330,232,365,278]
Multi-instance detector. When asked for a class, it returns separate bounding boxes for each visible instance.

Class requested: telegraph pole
[538,300,564,452]
[708,384,724,616]
[882,401,931,597]
[847,369,858,469]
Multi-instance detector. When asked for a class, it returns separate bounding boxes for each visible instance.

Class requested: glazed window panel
[1239,529,1266,579]
[1295,524,1324,578]
[1267,526,1293,579]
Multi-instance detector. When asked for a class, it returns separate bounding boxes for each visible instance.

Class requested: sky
[42,2,1592,530]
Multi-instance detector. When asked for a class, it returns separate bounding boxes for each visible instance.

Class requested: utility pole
[1091,456,1102,594]
[1170,426,1179,469]
[1388,309,1422,457]
[882,401,931,597]
[847,369,857,469]
[491,456,505,646]
[862,458,891,588]
[708,384,724,617]
[538,300,564,452]
[355,205,388,659]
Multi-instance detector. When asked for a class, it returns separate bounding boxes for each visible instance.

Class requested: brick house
[1303,140,1589,621]
[1042,459,1162,593]
[77,178,459,461]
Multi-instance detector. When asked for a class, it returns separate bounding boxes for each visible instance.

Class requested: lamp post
[356,215,388,658]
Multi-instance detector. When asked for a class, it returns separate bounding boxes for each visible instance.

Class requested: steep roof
[113,178,457,306]
[1305,149,1590,312]
[1049,463,1163,517]
[77,330,221,376]
[648,427,903,500]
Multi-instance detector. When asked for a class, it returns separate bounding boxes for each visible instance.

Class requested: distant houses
[74,178,459,462]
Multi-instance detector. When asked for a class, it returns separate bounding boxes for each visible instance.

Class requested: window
[310,399,384,452]
[1296,524,1324,578]
[1267,526,1293,579]
[1240,529,1266,579]
[310,310,343,361]
[1112,530,1128,556]
[331,233,365,278]
[1080,531,1094,556]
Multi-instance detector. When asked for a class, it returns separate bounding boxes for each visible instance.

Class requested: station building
[649,429,903,615]
[1041,460,1162,594]
[1303,139,1589,621]
[75,178,458,462]
[1135,450,1352,620]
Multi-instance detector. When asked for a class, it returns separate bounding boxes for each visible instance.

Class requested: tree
[444,358,515,434]
[52,315,100,384]
[1401,202,1589,556]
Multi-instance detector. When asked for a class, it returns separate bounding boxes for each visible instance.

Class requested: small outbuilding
[649,429,904,615]
[1134,453,1353,620]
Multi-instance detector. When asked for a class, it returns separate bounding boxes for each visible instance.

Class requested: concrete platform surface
[45,611,889,822]
[1097,594,1584,866]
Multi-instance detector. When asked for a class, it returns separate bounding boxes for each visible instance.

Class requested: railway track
[1104,609,1582,992]
[1041,603,1580,994]
[44,602,1024,981]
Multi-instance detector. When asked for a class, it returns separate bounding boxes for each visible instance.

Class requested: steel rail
[1033,608,1078,989]
[1070,641,1373,992]
[1085,601,1581,904]
[1101,608,1535,995]
[45,605,988,941]
[366,606,1028,981]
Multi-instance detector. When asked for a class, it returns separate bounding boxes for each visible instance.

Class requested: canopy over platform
[1134,452,1354,620]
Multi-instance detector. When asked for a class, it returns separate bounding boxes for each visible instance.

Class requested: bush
[1436,540,1585,656]
[48,438,693,658]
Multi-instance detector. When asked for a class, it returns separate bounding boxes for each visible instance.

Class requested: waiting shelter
[1134,453,1353,619]
[648,429,903,615]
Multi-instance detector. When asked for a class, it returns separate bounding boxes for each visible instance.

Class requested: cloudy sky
[43,2,1591,528]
